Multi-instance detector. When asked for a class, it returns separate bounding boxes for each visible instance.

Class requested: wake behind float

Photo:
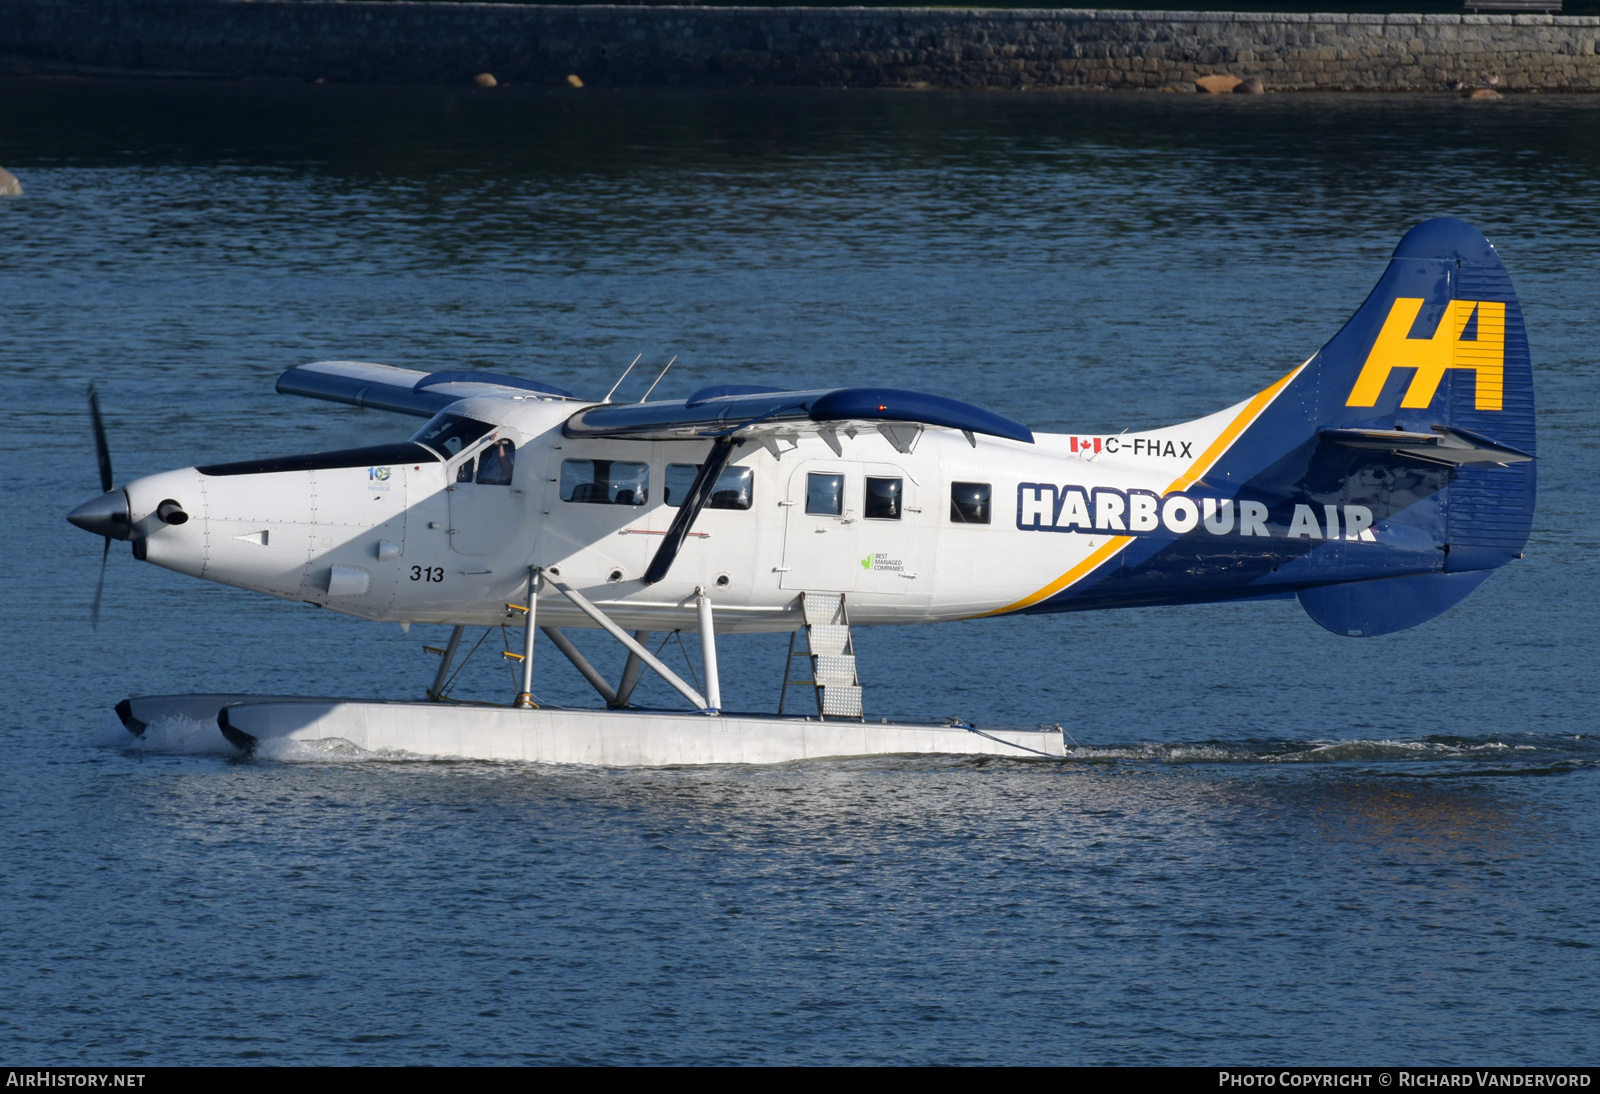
[80,218,1534,763]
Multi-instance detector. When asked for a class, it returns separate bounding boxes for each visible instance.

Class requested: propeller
[70,387,176,627]
[87,384,114,628]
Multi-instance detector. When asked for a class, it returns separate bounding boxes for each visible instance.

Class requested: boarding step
[779,592,863,720]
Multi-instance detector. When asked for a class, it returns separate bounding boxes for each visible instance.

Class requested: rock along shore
[2,1,1598,91]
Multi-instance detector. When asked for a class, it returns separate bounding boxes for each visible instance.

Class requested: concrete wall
[2,1,1598,91]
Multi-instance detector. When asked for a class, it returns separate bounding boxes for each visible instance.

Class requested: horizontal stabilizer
[278,362,574,418]
[1319,425,1533,468]
[1298,570,1492,638]
[564,387,1034,445]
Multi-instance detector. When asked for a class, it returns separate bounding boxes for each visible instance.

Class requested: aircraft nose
[67,489,133,540]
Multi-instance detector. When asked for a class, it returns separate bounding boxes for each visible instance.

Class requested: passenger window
[950,481,991,524]
[475,440,515,486]
[864,477,903,520]
[665,464,753,510]
[806,473,844,515]
[560,459,649,506]
[456,458,474,484]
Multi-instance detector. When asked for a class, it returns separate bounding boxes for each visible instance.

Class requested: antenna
[638,356,677,403]
[602,353,643,404]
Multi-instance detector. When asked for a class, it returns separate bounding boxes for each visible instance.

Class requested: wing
[277,361,575,418]
[563,385,1034,453]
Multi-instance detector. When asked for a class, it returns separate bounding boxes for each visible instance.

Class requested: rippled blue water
[1,81,1597,1065]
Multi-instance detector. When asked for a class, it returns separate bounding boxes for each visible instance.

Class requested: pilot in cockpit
[474,439,516,486]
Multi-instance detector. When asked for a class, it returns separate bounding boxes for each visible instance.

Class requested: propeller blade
[88,383,113,494]
[87,384,116,629]
[91,536,109,630]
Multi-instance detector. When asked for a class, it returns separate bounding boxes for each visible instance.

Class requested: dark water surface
[1,81,1597,1065]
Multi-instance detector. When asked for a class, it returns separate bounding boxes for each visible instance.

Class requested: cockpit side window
[454,440,517,486]
[411,413,494,459]
[475,440,515,486]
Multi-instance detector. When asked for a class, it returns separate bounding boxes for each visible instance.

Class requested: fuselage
[110,380,1432,635]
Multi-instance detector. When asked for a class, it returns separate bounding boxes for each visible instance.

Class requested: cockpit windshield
[411,413,494,458]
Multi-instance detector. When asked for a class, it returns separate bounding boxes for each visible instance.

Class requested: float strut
[514,567,540,709]
[540,626,619,706]
[428,624,466,701]
[697,587,721,714]
[545,577,707,711]
[613,631,651,708]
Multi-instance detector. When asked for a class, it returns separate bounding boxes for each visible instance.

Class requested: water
[2,81,1597,1064]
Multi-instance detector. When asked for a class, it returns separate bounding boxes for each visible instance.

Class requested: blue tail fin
[1231,218,1537,636]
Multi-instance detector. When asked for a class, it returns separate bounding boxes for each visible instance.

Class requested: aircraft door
[780,460,932,598]
[447,437,526,557]
[780,461,859,592]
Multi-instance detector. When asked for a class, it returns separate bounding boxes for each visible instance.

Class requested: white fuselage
[122,386,1288,633]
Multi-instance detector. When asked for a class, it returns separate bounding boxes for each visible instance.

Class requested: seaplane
[72,218,1536,765]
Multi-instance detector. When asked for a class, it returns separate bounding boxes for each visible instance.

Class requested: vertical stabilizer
[1273,218,1536,634]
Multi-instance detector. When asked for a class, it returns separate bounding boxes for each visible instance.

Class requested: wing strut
[643,438,739,585]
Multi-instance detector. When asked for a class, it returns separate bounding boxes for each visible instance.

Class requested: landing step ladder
[779,592,863,720]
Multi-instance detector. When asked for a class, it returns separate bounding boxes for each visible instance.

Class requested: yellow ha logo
[1346,298,1504,411]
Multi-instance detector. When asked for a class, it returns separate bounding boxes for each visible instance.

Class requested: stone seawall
[2,1,1598,91]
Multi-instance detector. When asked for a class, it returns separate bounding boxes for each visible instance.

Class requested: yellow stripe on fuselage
[981,362,1305,617]
[1164,364,1303,495]
[976,534,1135,616]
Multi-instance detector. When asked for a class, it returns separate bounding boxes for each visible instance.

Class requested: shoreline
[2,2,1598,91]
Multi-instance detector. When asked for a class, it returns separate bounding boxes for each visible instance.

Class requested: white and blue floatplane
[74,219,1536,764]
